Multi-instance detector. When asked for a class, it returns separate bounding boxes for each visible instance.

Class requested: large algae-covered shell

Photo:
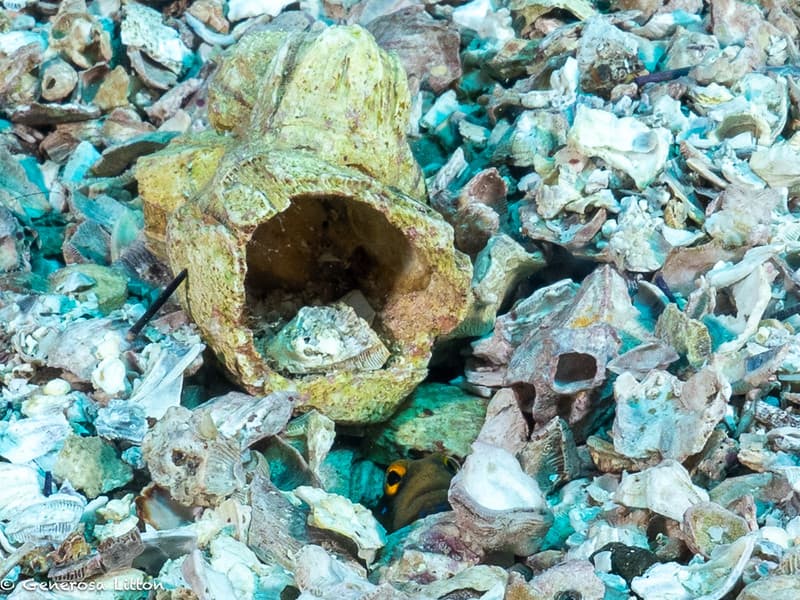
[137,26,471,424]
[206,26,424,199]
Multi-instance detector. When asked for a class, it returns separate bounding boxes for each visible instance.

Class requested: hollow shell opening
[245,194,431,374]
[553,352,598,391]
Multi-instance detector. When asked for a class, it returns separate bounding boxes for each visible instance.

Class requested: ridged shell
[778,546,800,575]
[264,303,390,375]
[6,493,85,544]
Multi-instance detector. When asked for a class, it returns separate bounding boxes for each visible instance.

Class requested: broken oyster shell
[448,441,552,555]
[294,485,386,564]
[264,303,390,375]
[569,105,672,189]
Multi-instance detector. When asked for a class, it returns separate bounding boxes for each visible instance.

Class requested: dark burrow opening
[553,352,598,390]
[244,194,431,370]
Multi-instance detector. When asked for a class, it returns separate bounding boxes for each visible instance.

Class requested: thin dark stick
[127,269,188,341]
[633,67,692,86]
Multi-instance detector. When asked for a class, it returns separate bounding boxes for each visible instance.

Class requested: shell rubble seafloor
[1,0,800,599]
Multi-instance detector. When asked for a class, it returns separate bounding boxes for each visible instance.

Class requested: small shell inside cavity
[263,303,390,375]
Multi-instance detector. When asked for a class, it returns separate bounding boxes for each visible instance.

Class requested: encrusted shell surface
[48,0,112,70]
[517,416,581,495]
[141,406,245,507]
[52,435,133,498]
[681,501,751,557]
[120,2,191,75]
[374,511,483,588]
[137,26,472,424]
[367,383,488,464]
[40,59,78,102]
[612,367,729,462]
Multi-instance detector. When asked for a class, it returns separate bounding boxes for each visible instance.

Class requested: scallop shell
[263,303,390,375]
[5,493,86,545]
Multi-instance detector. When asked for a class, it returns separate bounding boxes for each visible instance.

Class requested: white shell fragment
[0,464,43,520]
[448,441,552,555]
[613,460,709,522]
[227,0,294,21]
[452,0,515,42]
[631,534,756,600]
[128,341,205,419]
[0,414,71,464]
[198,391,299,449]
[91,356,127,395]
[293,545,383,599]
[264,303,390,375]
[294,485,386,564]
[750,135,800,193]
[569,105,672,189]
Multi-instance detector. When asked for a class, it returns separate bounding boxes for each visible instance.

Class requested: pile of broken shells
[1,0,800,599]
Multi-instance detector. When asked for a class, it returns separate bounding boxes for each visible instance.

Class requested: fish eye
[384,462,407,496]
[442,456,460,474]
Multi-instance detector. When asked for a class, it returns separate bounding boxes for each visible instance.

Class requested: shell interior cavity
[263,303,390,375]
